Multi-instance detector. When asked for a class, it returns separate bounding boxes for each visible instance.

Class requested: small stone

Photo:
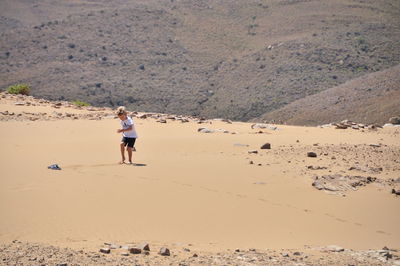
[389,117,400,125]
[307,152,317,158]
[249,160,254,164]
[139,243,150,251]
[193,253,198,257]
[369,143,381,148]
[281,253,289,257]
[159,247,170,256]
[326,245,345,252]
[121,252,129,256]
[293,251,301,256]
[129,247,142,254]
[99,247,110,254]
[248,150,258,154]
[260,143,271,149]
[183,248,191,252]
[110,244,120,249]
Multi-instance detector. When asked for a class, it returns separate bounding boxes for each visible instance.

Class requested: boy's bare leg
[127,147,133,163]
[120,143,126,164]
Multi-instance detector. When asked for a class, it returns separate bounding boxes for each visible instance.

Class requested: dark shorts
[121,137,136,148]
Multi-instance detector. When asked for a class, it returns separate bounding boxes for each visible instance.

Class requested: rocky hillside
[257,65,400,126]
[1,0,400,121]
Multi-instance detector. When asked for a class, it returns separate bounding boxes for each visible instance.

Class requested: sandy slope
[0,94,400,264]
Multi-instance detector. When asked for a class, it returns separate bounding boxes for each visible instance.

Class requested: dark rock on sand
[260,143,271,149]
[139,243,150,251]
[129,247,142,254]
[159,247,170,256]
[99,247,110,254]
[307,152,317,158]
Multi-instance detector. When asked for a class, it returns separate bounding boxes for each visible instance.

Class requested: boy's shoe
[48,164,61,170]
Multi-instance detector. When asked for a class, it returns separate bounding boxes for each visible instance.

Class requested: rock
[157,119,167,123]
[139,243,150,251]
[67,43,75,48]
[57,264,68,266]
[110,244,120,249]
[249,160,254,164]
[14,102,25,105]
[281,253,289,257]
[389,117,400,124]
[248,150,258,154]
[392,188,400,195]
[139,64,145,70]
[312,175,376,193]
[335,124,348,129]
[129,247,142,254]
[121,252,129,256]
[307,152,317,158]
[193,253,198,257]
[369,143,381,148]
[198,128,215,133]
[234,143,249,147]
[235,249,240,252]
[251,123,277,130]
[293,251,301,256]
[260,143,271,149]
[159,247,170,256]
[99,247,110,254]
[326,245,345,252]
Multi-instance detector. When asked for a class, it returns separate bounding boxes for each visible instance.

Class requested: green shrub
[7,84,31,95]
[72,100,91,107]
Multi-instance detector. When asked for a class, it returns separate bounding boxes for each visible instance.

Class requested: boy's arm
[117,126,132,133]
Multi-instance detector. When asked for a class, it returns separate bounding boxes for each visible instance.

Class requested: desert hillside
[258,64,400,126]
[1,0,400,121]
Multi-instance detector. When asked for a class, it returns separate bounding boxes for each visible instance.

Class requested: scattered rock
[198,128,215,133]
[248,150,258,154]
[260,143,271,149]
[129,247,141,254]
[139,243,150,251]
[392,188,400,195]
[369,143,381,148]
[325,245,345,252]
[312,175,376,193]
[389,117,400,125]
[159,247,170,256]
[307,152,317,158]
[99,247,110,254]
[251,123,277,130]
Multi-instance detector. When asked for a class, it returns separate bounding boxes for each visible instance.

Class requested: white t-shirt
[120,117,138,138]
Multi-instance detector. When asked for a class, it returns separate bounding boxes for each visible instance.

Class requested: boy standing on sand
[116,106,138,164]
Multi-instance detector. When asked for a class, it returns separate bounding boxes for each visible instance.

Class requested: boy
[116,106,138,164]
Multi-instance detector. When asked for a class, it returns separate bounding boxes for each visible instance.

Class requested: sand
[0,92,399,264]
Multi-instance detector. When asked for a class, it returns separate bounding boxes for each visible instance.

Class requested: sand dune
[0,93,399,264]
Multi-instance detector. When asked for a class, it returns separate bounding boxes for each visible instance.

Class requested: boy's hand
[117,129,123,133]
